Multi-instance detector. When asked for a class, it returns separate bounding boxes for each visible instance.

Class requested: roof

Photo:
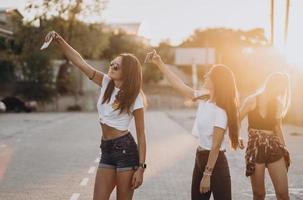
[0,27,14,36]
[0,8,23,18]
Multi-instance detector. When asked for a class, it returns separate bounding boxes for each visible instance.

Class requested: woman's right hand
[145,49,163,66]
[239,138,245,149]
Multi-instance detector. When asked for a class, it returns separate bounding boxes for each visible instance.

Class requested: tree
[103,31,149,61]
[180,28,283,93]
[0,60,17,82]
[18,52,56,102]
[23,0,109,98]
[142,41,175,84]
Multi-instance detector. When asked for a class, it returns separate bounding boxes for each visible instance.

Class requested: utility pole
[270,0,275,46]
[284,0,290,46]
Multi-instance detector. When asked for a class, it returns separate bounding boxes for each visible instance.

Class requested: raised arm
[275,101,286,146]
[238,95,256,149]
[44,31,104,86]
[147,50,195,99]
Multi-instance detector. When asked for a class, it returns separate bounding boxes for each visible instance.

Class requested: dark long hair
[102,53,145,114]
[210,65,240,150]
[257,72,291,118]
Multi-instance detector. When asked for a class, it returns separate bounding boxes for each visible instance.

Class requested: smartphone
[40,37,53,50]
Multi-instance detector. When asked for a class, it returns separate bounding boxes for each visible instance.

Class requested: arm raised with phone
[43,31,105,86]
[146,50,195,99]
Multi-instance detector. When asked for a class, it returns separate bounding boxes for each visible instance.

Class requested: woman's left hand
[131,168,144,189]
[200,175,211,194]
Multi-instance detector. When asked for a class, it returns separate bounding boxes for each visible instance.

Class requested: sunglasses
[109,63,121,71]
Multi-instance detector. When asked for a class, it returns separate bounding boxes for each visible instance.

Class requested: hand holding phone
[41,31,58,50]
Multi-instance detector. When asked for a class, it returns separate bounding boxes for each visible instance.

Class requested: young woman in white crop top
[44,31,147,200]
[146,50,240,200]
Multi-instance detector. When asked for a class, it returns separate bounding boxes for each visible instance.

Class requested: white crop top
[97,75,144,131]
[192,90,228,150]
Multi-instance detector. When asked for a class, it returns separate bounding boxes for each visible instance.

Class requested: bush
[66,104,82,111]
[0,60,17,81]
[18,52,56,102]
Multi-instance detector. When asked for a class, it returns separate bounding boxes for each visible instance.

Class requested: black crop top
[248,96,278,131]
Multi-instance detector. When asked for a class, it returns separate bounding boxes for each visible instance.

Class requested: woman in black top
[240,72,291,200]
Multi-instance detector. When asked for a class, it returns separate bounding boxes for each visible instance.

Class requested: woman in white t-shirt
[44,31,147,200]
[146,50,240,200]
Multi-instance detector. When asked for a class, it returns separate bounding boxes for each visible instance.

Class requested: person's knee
[117,190,133,200]
[253,190,266,200]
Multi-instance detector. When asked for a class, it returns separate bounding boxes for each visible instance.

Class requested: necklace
[112,99,120,110]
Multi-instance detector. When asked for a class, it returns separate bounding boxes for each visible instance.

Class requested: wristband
[203,171,212,176]
[89,70,96,80]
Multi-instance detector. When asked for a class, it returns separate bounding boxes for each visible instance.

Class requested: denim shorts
[99,132,139,172]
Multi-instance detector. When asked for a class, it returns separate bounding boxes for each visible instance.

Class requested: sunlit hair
[195,64,240,150]
[102,53,146,114]
[256,72,291,118]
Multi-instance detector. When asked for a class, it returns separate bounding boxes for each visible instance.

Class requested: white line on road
[88,166,96,174]
[69,193,80,200]
[289,188,303,191]
[80,177,89,186]
[289,188,303,195]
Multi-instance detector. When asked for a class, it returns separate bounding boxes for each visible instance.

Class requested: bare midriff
[101,123,129,140]
[249,128,275,135]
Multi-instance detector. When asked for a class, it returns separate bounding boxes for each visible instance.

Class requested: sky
[1,0,303,64]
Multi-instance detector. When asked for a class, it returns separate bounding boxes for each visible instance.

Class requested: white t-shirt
[97,75,144,131]
[192,90,228,150]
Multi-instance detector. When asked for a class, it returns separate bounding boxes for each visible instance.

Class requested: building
[0,8,23,39]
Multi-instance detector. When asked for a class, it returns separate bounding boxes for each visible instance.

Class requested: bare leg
[116,170,136,200]
[93,168,116,200]
[267,158,289,200]
[250,163,266,200]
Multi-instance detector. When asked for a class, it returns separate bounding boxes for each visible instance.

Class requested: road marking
[289,188,303,191]
[289,188,303,195]
[69,193,80,200]
[80,177,89,186]
[88,166,96,174]
[243,188,303,197]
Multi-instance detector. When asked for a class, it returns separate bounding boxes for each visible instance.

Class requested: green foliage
[142,41,175,84]
[0,60,17,81]
[18,52,56,102]
[55,62,76,95]
[102,31,148,60]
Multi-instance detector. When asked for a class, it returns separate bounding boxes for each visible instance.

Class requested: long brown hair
[210,65,240,150]
[102,53,145,114]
